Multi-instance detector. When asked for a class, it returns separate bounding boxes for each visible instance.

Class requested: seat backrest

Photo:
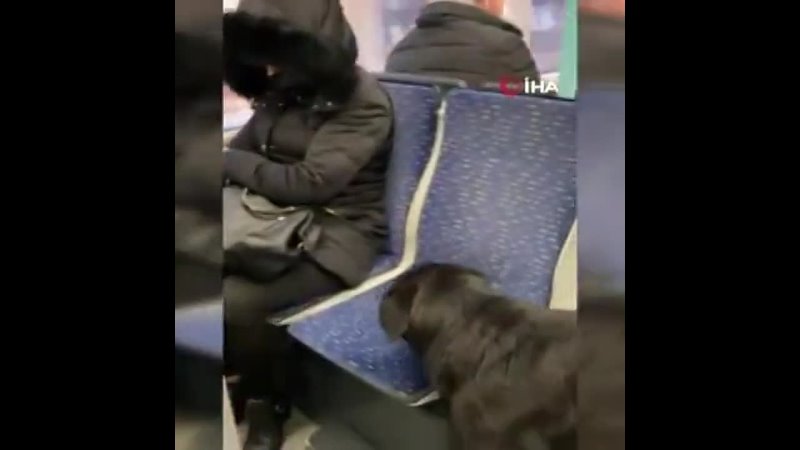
[415,89,576,303]
[381,82,441,257]
[376,72,467,90]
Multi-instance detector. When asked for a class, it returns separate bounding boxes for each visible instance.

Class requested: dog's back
[381,264,624,450]
[395,273,579,450]
[443,294,624,450]
[445,297,625,450]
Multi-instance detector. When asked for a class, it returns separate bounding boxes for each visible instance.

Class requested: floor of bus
[255,343,450,450]
[175,410,322,450]
[175,342,450,450]
[177,315,566,450]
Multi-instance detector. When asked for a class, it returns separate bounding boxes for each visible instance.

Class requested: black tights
[224,259,345,402]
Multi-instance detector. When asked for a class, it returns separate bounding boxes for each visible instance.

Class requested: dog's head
[379,263,494,348]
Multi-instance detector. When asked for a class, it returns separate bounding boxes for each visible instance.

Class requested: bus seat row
[176,75,577,404]
[288,77,577,404]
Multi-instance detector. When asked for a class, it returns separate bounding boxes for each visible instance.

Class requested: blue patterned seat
[290,90,577,402]
[175,300,223,359]
[269,82,442,324]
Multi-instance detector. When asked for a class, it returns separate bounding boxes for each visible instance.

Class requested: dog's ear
[379,282,418,340]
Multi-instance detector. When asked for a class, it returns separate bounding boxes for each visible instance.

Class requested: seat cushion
[293,284,429,398]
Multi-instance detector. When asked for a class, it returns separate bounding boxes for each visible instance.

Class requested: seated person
[385,0,540,87]
[223,0,393,448]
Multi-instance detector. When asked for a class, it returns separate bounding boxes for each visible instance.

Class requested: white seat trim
[549,221,578,311]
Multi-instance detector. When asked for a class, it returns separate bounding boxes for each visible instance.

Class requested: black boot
[243,399,285,450]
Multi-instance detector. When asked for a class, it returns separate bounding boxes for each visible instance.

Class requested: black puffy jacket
[386,1,540,87]
[224,0,393,287]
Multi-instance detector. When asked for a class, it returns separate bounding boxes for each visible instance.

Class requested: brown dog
[380,263,579,450]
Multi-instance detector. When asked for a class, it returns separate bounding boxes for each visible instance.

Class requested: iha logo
[498,76,559,97]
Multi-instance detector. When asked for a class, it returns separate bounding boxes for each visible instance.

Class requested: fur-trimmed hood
[224,0,359,104]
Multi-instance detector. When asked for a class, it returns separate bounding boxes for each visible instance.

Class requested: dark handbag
[223,186,322,281]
